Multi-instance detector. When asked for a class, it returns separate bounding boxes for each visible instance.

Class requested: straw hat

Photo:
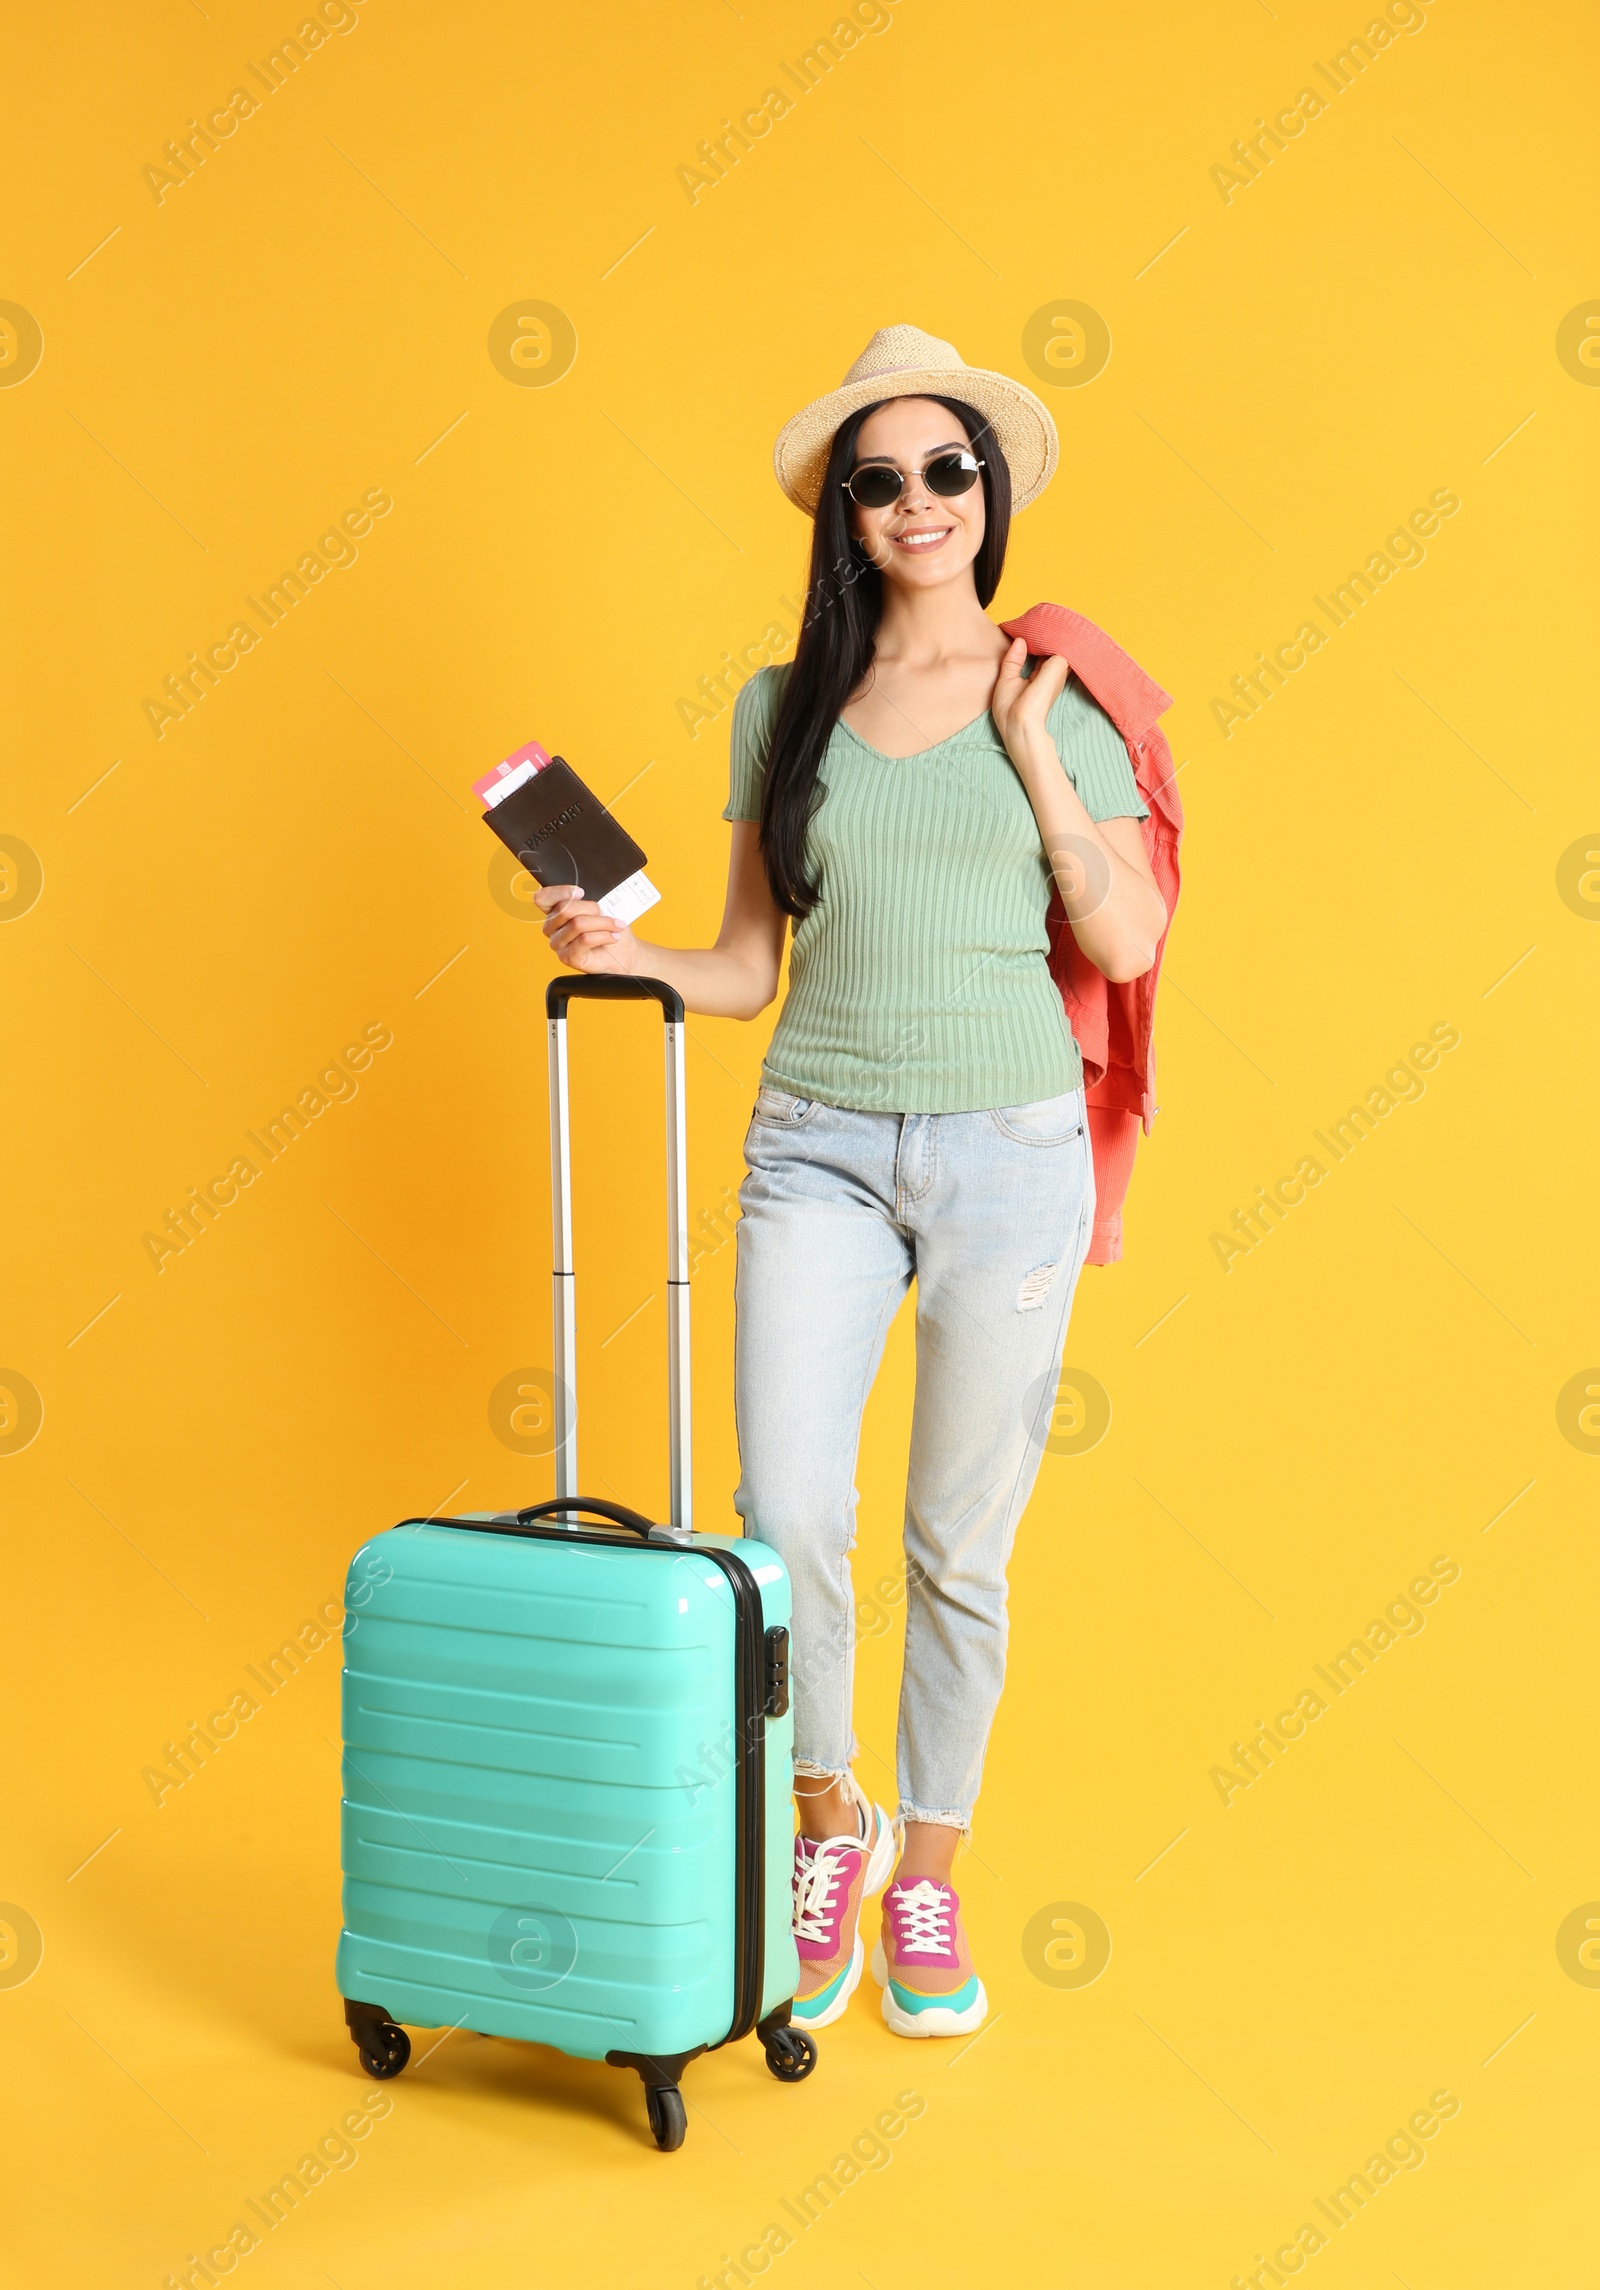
[773,323,1059,517]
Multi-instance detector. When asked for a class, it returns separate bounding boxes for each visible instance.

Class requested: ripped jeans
[731,1083,1095,1830]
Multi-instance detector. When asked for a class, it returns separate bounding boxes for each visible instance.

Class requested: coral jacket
[998,603,1183,1267]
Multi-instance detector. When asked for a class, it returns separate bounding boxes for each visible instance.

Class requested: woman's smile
[889,524,955,552]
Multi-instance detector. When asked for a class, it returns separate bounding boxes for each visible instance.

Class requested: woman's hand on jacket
[990,637,1070,769]
[536,885,641,976]
[991,638,1167,984]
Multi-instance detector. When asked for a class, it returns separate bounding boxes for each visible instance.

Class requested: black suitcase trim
[698,1538,766,2046]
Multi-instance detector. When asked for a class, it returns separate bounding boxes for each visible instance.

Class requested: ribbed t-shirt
[722,659,1149,1113]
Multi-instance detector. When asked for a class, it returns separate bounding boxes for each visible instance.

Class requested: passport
[477,743,659,925]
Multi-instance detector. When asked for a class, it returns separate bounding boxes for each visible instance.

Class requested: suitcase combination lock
[762,1625,790,1718]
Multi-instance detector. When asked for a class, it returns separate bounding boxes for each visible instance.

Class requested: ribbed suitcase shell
[335,1517,796,2058]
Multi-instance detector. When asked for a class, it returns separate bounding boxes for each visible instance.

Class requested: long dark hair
[758,394,1012,919]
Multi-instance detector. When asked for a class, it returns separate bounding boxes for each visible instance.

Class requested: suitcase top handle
[513,1496,655,1540]
[399,1497,693,1548]
[546,974,685,1022]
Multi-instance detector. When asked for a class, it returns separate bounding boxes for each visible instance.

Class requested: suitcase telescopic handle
[547,974,685,1023]
[545,974,692,1534]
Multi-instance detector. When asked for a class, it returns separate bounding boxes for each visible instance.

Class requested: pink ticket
[473,741,554,808]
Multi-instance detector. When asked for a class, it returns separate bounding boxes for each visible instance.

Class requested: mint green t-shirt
[722,660,1149,1114]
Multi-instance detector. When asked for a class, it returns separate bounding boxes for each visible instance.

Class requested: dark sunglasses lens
[925,452,980,498]
[848,465,903,509]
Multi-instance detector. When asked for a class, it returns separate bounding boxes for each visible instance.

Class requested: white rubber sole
[869,1938,989,2038]
[792,1934,863,2030]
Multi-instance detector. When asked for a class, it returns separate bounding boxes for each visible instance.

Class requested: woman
[539,325,1167,2040]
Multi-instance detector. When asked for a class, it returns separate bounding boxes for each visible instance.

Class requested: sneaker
[870,1877,988,2037]
[790,1782,896,2030]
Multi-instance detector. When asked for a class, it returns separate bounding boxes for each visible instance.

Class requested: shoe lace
[793,1842,855,1946]
[890,1879,952,1956]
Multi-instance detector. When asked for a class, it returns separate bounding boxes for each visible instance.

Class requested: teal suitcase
[335,977,809,2149]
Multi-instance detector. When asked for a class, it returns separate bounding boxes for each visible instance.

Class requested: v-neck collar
[834,706,998,763]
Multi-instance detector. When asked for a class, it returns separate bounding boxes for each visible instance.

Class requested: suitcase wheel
[645,2084,687,2151]
[343,1999,411,2079]
[359,2025,411,2079]
[762,2026,818,2083]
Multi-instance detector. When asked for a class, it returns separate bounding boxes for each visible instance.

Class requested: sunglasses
[841,449,985,510]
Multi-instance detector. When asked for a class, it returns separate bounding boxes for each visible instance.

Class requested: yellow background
[4,0,1596,2282]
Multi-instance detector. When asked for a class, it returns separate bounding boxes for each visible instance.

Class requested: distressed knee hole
[1017,1261,1060,1311]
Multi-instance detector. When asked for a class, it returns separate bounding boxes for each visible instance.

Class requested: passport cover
[480,757,647,904]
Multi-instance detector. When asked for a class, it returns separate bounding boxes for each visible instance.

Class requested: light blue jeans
[732,1082,1096,1829]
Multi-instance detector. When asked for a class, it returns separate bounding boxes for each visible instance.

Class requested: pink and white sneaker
[870,1876,988,2037]
[790,1783,896,2030]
